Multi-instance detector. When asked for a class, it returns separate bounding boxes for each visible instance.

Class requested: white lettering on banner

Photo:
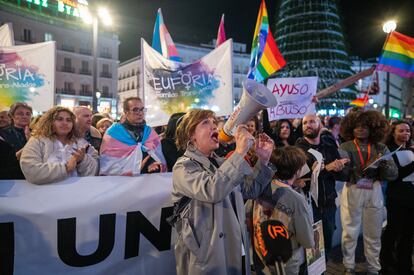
[152,71,217,93]
[0,65,35,82]
[267,76,318,121]
[0,175,177,275]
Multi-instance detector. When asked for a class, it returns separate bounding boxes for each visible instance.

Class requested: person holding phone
[20,106,99,184]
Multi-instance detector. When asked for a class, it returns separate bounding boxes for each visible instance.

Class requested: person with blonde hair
[96,118,113,136]
[20,106,99,184]
[172,109,275,275]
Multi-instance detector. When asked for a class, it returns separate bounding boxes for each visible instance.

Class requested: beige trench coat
[172,146,274,275]
[20,137,99,184]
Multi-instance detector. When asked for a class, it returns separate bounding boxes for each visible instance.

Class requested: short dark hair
[123,97,142,112]
[328,116,342,129]
[270,146,307,180]
[386,120,413,147]
[165,112,186,139]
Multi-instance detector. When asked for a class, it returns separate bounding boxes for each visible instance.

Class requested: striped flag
[152,8,181,62]
[377,31,414,78]
[247,0,286,82]
[215,14,226,48]
[349,94,369,107]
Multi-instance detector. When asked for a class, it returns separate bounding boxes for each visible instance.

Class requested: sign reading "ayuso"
[266,76,318,120]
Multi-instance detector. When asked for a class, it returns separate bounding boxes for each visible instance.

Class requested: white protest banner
[266,76,318,120]
[0,41,55,112]
[0,174,177,275]
[0,23,14,46]
[141,38,233,126]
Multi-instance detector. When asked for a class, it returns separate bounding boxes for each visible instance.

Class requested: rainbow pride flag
[215,14,226,48]
[349,94,369,107]
[152,8,181,62]
[247,0,286,82]
[377,31,414,78]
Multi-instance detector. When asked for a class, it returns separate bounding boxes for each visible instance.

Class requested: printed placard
[306,220,326,275]
[142,39,233,126]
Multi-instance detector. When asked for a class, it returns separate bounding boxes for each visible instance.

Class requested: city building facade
[351,57,413,119]
[0,0,120,115]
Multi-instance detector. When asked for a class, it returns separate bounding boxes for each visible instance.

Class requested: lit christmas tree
[273,0,356,110]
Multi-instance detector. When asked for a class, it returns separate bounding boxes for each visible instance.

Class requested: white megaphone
[219,79,277,142]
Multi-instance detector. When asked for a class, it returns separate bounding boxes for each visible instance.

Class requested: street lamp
[382,20,397,119]
[82,7,112,113]
[383,20,397,34]
[96,91,101,112]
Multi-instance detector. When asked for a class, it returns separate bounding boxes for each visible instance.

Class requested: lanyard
[353,139,371,167]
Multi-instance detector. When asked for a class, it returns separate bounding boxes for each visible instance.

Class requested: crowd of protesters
[0,97,413,275]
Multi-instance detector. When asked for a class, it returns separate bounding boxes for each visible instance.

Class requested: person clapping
[20,106,99,184]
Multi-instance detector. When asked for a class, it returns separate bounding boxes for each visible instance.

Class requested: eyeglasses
[130,107,147,114]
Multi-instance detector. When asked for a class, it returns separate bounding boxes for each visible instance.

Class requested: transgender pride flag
[152,8,181,62]
[100,123,167,176]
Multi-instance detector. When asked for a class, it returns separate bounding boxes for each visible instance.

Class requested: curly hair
[175,109,216,151]
[32,106,78,141]
[386,120,413,146]
[340,110,389,143]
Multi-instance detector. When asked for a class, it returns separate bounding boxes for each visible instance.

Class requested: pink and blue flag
[215,14,226,48]
[152,8,181,62]
[100,123,167,176]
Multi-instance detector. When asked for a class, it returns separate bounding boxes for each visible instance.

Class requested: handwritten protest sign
[266,76,318,120]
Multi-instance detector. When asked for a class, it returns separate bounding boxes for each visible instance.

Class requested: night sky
[98,0,414,63]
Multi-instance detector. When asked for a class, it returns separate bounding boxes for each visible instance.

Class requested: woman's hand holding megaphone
[234,124,254,157]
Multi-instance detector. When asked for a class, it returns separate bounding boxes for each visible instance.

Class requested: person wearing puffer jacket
[20,106,98,184]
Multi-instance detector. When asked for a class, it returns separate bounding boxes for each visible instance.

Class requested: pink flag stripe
[377,64,414,78]
[216,14,226,48]
[100,135,136,158]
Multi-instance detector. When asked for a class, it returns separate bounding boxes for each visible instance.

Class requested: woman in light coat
[172,109,275,275]
[20,106,98,184]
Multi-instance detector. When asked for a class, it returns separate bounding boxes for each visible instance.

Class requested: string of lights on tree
[273,0,356,111]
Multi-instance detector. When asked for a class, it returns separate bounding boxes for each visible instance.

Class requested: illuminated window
[44,32,53,42]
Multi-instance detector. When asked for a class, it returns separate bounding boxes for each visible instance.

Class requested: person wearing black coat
[380,121,414,275]
[295,114,349,260]
[0,137,25,179]
[161,112,185,172]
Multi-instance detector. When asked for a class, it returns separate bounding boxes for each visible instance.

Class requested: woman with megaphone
[171,108,275,275]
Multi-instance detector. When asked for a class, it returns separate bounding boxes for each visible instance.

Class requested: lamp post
[82,7,112,113]
[382,20,397,119]
[96,91,101,112]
